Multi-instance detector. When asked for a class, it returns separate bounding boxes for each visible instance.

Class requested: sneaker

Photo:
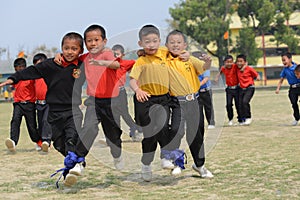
[36,140,42,151]
[171,166,182,176]
[5,138,16,152]
[291,120,298,126]
[69,162,85,176]
[141,164,152,182]
[192,164,214,178]
[113,156,124,170]
[228,120,233,126]
[131,131,143,142]
[64,173,78,187]
[161,158,175,169]
[41,141,50,152]
[244,118,252,125]
[239,121,246,126]
[207,125,215,129]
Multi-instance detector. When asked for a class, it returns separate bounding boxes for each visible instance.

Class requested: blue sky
[0,0,180,58]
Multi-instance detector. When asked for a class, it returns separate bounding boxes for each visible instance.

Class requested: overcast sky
[0,0,181,58]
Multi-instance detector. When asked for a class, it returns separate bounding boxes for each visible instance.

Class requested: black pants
[76,96,122,158]
[288,87,300,121]
[10,102,40,145]
[168,97,206,167]
[48,107,83,157]
[36,103,52,143]
[198,89,215,125]
[238,87,255,120]
[111,88,138,131]
[134,94,170,165]
[225,87,240,121]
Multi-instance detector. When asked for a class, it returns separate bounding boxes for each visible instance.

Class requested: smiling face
[85,30,107,54]
[224,58,233,68]
[138,33,160,55]
[61,38,83,62]
[165,34,187,56]
[281,55,292,67]
[236,57,246,68]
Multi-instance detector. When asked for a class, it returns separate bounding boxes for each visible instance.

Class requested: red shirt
[82,51,119,98]
[220,64,239,86]
[237,66,258,88]
[116,59,135,87]
[13,80,36,103]
[35,78,47,100]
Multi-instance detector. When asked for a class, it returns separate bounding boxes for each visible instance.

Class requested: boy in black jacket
[0,32,85,187]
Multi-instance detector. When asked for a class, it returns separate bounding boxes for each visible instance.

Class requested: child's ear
[138,40,142,47]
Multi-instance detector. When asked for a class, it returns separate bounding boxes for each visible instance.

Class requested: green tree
[169,0,236,67]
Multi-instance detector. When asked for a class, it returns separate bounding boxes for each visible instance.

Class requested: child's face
[165,34,187,56]
[113,49,123,58]
[236,58,246,68]
[14,65,25,72]
[281,56,292,67]
[138,33,161,55]
[295,71,300,79]
[85,30,107,54]
[61,38,83,62]
[224,58,233,68]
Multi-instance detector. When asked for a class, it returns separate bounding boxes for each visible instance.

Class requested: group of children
[0,24,214,188]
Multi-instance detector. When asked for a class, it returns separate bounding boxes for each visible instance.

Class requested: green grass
[0,89,299,199]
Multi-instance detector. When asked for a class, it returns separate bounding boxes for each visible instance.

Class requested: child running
[0,32,86,187]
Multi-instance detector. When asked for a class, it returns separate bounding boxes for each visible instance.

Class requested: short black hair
[138,24,160,40]
[281,52,292,59]
[112,44,125,54]
[13,58,26,68]
[61,32,84,51]
[84,24,106,40]
[166,29,187,44]
[33,53,47,65]
[295,64,300,72]
[236,54,247,62]
[224,54,233,61]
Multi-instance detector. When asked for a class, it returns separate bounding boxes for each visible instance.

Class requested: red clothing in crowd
[13,80,36,103]
[116,59,135,87]
[220,64,239,87]
[35,79,47,100]
[237,66,258,88]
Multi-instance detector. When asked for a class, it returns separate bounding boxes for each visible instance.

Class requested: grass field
[0,89,299,200]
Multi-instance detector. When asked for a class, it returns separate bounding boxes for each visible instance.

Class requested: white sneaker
[291,120,298,126]
[141,164,152,182]
[41,141,50,152]
[192,164,214,178]
[114,156,124,170]
[64,173,77,187]
[5,138,16,152]
[244,118,252,125]
[171,166,182,176]
[69,163,85,176]
[239,121,246,126]
[207,125,215,129]
[228,120,233,126]
[161,158,175,169]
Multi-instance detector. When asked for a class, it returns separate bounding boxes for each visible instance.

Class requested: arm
[200,76,209,86]
[275,78,284,94]
[0,79,14,87]
[88,59,120,69]
[129,78,150,102]
[214,70,223,83]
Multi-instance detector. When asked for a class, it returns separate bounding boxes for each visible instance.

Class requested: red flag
[223,31,229,40]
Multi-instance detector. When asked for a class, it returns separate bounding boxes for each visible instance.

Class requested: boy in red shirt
[236,54,260,125]
[215,55,240,125]
[33,53,52,152]
[5,58,41,152]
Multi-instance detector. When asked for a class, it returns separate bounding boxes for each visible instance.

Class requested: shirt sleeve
[189,56,204,75]
[129,58,143,80]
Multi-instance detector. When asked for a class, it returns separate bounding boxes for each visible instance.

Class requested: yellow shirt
[130,48,169,95]
[168,55,204,96]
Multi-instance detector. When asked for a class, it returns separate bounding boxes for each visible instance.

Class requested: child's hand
[275,89,280,94]
[135,88,151,102]
[89,58,103,66]
[0,79,13,87]
[179,51,190,61]
[54,53,63,65]
[199,54,212,63]
[137,49,145,57]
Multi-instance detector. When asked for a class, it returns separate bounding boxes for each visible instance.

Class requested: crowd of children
[0,23,298,188]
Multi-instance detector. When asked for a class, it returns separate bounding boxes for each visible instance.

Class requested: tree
[169,0,236,67]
